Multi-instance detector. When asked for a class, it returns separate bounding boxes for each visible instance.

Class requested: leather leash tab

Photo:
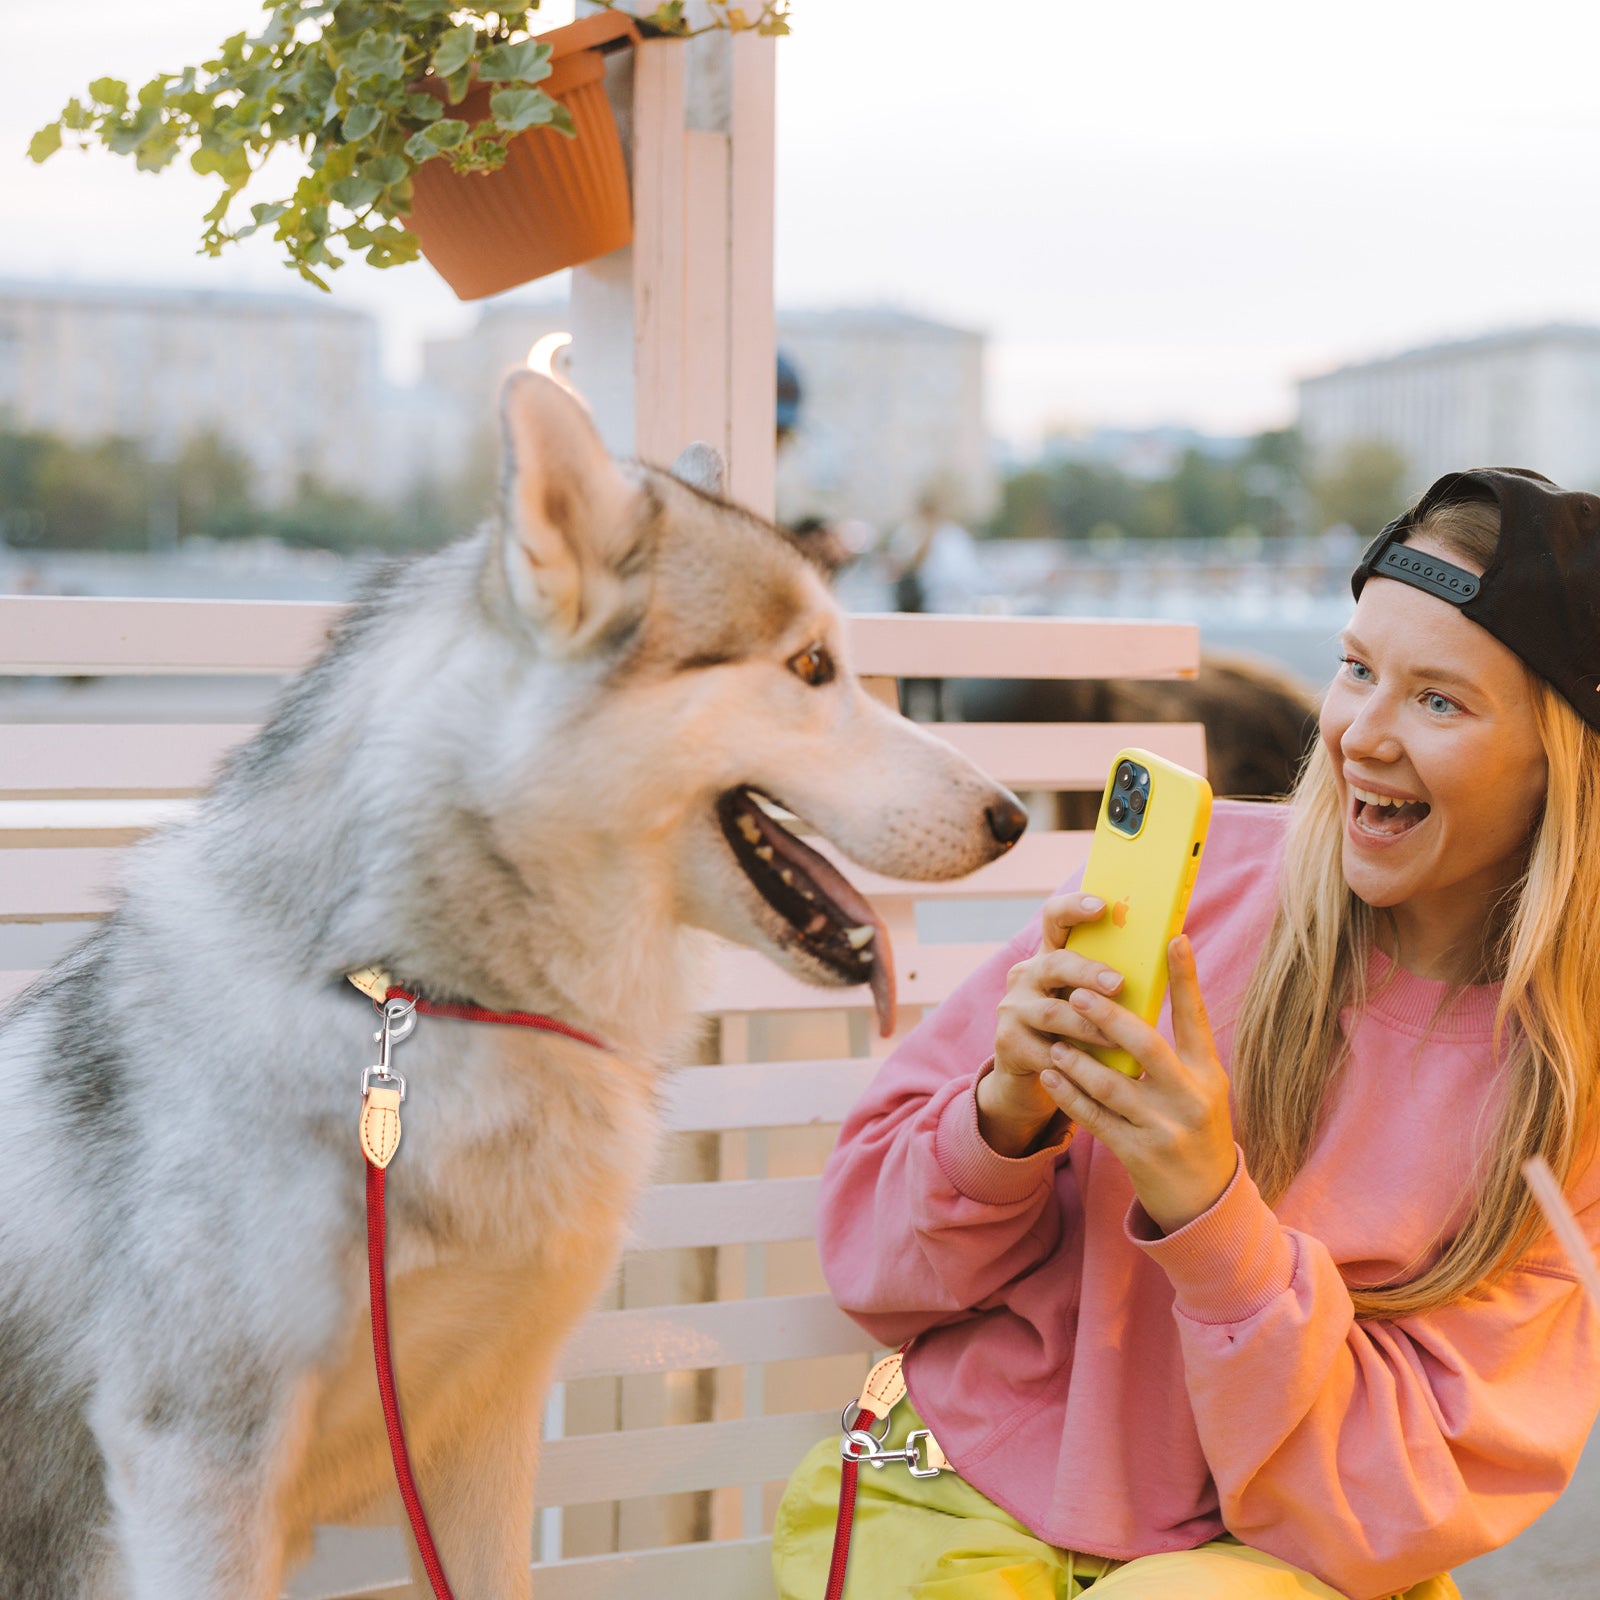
[858,1349,908,1417]
[360,1084,402,1169]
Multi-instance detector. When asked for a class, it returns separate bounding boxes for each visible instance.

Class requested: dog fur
[0,373,1025,1599]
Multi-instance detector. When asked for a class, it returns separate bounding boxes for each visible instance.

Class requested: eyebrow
[1339,631,1489,694]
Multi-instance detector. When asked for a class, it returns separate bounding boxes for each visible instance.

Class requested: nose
[1338,690,1404,765]
[986,795,1029,846]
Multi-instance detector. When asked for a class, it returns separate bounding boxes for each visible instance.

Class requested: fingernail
[1082,896,1104,911]
[1069,988,1094,1009]
[1041,1069,1063,1089]
[1049,1041,1069,1060]
[1097,969,1121,991]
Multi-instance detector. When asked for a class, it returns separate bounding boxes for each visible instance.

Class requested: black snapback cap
[1350,467,1600,732]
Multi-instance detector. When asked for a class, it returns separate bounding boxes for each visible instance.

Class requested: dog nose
[986,797,1028,846]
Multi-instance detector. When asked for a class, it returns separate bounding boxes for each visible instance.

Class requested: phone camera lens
[1108,795,1128,823]
[1116,764,1135,790]
[1130,790,1146,813]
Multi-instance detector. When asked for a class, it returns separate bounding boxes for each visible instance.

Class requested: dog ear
[670,441,726,498]
[498,371,645,651]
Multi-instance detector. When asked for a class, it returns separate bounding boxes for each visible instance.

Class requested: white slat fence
[0,594,1201,1597]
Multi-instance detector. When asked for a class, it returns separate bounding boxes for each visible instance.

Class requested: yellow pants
[772,1397,1462,1600]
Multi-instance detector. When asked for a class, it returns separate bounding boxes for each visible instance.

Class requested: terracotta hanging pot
[404,11,639,301]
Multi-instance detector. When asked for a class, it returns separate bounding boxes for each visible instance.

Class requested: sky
[9,0,1600,446]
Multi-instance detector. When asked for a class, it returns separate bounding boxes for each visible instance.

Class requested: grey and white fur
[0,372,1026,1599]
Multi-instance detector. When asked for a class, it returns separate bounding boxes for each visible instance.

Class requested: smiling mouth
[1351,790,1432,839]
[717,786,895,1036]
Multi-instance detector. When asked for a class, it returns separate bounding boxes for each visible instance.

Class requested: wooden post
[560,9,780,1563]
[570,24,777,519]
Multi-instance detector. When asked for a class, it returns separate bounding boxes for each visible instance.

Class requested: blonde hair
[1231,499,1600,1318]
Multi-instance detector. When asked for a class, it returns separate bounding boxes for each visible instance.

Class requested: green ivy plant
[29,0,790,291]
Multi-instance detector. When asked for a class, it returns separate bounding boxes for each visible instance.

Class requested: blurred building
[1297,324,1600,493]
[775,307,994,532]
[1037,423,1249,480]
[0,281,406,506]
[419,297,570,437]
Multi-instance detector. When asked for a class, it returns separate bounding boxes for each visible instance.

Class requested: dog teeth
[755,845,774,861]
[779,868,793,885]
[845,925,875,949]
[737,814,763,844]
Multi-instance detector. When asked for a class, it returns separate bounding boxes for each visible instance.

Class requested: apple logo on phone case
[1111,898,1131,927]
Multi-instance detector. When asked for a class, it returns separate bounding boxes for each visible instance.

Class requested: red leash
[826,1349,948,1599]
[823,1404,877,1600]
[354,976,610,1600]
[366,1159,457,1598]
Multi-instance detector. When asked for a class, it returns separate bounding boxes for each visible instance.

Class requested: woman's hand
[978,891,1127,1157]
[1037,933,1238,1235]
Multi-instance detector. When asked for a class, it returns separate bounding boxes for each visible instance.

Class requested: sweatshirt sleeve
[817,905,1077,1349]
[1124,1150,1600,1599]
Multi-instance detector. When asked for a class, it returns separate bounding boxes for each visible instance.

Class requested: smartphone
[1064,748,1213,1076]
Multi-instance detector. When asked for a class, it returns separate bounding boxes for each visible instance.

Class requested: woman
[774,469,1600,1600]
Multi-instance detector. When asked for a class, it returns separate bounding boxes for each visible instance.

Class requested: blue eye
[1338,654,1371,682]
[1425,692,1459,715]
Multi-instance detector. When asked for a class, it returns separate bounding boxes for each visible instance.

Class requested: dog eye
[788,643,835,686]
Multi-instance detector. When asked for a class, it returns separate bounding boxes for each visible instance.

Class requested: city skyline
[10,1,1600,444]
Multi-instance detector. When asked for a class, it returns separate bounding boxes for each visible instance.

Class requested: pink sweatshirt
[818,799,1600,1600]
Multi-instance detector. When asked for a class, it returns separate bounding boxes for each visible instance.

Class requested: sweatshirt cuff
[933,1060,1074,1207]
[1124,1144,1297,1324]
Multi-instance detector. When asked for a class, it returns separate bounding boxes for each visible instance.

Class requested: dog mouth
[717,786,896,1037]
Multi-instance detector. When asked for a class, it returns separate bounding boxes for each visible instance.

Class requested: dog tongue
[790,840,897,1038]
[752,804,897,1036]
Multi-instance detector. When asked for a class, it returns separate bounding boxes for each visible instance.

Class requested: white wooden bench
[0,594,1203,1599]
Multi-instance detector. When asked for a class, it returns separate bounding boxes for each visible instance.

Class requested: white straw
[1522,1156,1600,1316]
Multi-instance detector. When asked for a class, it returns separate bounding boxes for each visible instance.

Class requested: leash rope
[350,968,610,1600]
[825,1348,948,1600]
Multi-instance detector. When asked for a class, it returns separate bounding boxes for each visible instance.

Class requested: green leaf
[490,88,554,133]
[549,101,576,138]
[478,39,551,84]
[343,29,407,84]
[250,201,290,225]
[431,23,476,80]
[400,0,456,15]
[403,114,471,162]
[405,91,444,122]
[443,64,471,104]
[27,123,62,163]
[328,174,383,207]
[360,153,407,185]
[87,77,129,112]
[341,103,382,141]
[427,117,469,148]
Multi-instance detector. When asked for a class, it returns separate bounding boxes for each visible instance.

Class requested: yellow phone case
[1065,747,1213,1077]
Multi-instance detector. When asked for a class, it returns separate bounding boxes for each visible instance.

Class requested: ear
[670,441,727,498]
[498,370,647,651]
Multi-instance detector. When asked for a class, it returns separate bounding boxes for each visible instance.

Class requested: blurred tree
[1310,439,1408,538]
[174,432,253,537]
[984,430,1311,543]
[0,432,152,549]
[0,428,474,554]
[986,469,1055,541]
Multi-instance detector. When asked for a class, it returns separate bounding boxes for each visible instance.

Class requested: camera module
[1108,794,1128,823]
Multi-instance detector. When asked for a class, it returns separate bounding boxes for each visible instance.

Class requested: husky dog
[0,373,1026,1599]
